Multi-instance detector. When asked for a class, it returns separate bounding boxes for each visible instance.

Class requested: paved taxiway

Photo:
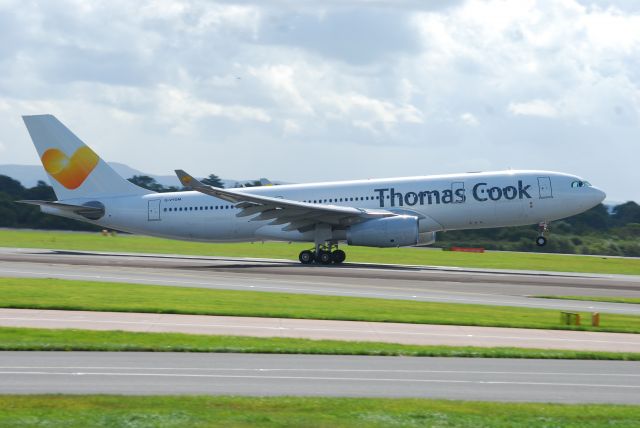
[2,308,639,352]
[1,352,639,403]
[1,247,640,315]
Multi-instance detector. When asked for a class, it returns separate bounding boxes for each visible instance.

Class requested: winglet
[174,170,207,189]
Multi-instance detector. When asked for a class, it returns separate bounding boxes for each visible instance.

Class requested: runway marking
[2,266,638,314]
[1,370,639,389]
[1,315,638,346]
[1,262,636,300]
[1,366,639,377]
[3,246,638,281]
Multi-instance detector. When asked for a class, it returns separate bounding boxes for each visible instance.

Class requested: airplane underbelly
[493,199,525,226]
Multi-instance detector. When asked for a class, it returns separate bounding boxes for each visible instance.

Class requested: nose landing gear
[536,222,549,247]
[536,236,547,246]
[298,243,346,265]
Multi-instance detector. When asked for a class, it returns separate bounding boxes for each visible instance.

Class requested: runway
[1,352,639,403]
[2,308,640,352]
[1,247,640,314]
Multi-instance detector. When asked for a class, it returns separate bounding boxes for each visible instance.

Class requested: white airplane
[20,115,606,264]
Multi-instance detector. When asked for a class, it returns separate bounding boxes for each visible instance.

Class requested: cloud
[460,112,479,125]
[508,100,559,118]
[0,0,639,202]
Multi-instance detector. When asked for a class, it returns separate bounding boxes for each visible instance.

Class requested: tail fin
[22,114,151,200]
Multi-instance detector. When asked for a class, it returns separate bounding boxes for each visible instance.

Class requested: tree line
[0,173,638,256]
[126,174,264,192]
[435,202,640,256]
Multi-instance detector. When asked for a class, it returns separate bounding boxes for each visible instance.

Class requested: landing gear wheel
[299,250,315,264]
[536,236,547,247]
[317,250,332,265]
[331,249,346,264]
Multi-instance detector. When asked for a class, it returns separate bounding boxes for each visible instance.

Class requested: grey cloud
[0,0,639,202]
[259,8,420,64]
[576,0,640,12]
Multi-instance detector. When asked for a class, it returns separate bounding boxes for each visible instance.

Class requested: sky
[0,0,639,202]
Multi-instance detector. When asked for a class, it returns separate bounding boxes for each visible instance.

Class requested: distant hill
[0,163,280,189]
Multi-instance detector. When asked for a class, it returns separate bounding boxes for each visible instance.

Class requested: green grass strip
[2,229,640,275]
[1,326,639,360]
[1,277,640,334]
[536,295,640,305]
[1,395,639,427]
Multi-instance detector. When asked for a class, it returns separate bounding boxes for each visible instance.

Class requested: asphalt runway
[1,247,640,314]
[3,308,639,352]
[1,352,639,403]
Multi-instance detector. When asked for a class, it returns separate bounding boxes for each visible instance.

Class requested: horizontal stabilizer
[18,200,105,220]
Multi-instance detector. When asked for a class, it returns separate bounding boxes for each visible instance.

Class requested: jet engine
[416,231,436,246]
[346,215,419,247]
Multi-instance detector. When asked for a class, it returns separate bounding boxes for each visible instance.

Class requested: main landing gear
[536,222,549,247]
[299,243,346,265]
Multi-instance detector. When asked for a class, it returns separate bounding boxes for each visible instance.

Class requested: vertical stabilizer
[22,115,151,200]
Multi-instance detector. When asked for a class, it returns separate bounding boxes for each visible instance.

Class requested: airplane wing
[175,170,395,232]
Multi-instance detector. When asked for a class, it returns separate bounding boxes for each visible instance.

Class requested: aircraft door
[148,199,161,221]
[537,177,553,199]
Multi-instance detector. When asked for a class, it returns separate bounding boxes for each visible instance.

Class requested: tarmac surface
[1,247,640,314]
[2,308,639,352]
[1,352,639,403]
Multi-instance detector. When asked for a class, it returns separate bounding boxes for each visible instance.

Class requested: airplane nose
[591,187,606,204]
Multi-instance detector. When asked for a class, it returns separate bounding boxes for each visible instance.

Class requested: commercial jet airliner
[20,115,606,264]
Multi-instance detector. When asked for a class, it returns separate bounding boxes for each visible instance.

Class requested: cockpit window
[571,180,591,188]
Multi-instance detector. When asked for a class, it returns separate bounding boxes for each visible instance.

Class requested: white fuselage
[45,170,605,244]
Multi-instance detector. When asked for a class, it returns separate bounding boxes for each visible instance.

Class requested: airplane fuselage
[47,169,604,244]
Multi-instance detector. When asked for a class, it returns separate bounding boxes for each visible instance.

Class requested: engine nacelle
[416,231,436,246]
[347,215,419,247]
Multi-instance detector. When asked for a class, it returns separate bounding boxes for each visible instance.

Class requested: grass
[1,395,639,427]
[2,228,640,275]
[1,326,639,360]
[536,296,640,305]
[2,278,640,334]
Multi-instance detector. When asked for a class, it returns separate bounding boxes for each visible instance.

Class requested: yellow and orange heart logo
[41,146,99,190]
